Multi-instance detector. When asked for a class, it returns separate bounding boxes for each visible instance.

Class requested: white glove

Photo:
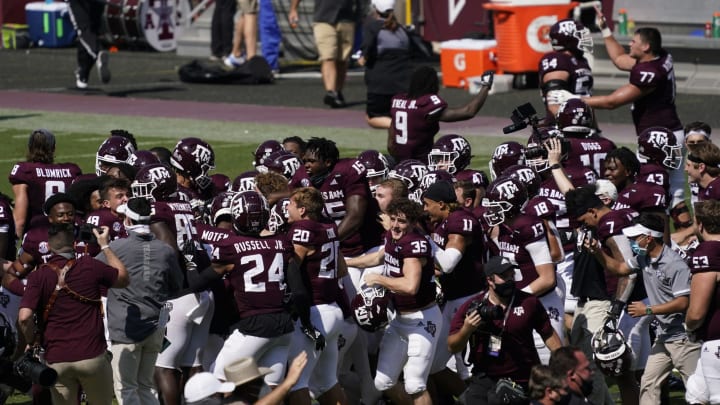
[594,5,612,37]
[546,90,580,106]
[478,70,494,88]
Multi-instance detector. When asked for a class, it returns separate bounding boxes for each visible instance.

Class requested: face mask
[629,238,647,257]
[579,376,593,397]
[555,390,572,405]
[494,280,515,298]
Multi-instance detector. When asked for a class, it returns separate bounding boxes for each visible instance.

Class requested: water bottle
[713,12,720,38]
[705,22,713,38]
[617,8,628,36]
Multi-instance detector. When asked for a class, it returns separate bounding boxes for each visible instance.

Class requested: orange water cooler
[440,39,498,89]
[483,1,578,74]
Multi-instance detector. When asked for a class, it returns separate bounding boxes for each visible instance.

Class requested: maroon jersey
[383,229,436,311]
[0,195,16,260]
[8,162,82,228]
[523,196,557,221]
[211,233,292,318]
[290,158,383,256]
[450,290,554,383]
[494,215,548,290]
[151,200,199,248]
[196,222,232,245]
[565,136,616,176]
[85,208,126,241]
[430,209,485,300]
[20,222,54,266]
[596,208,636,297]
[288,219,341,305]
[698,177,720,202]
[613,181,668,212]
[689,241,720,341]
[389,93,448,162]
[539,51,593,125]
[637,162,670,197]
[629,50,682,133]
[538,166,596,248]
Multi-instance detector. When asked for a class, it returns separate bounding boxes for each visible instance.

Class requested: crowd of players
[2,9,720,405]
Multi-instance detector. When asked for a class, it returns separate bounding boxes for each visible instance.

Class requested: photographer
[18,223,128,405]
[448,256,561,405]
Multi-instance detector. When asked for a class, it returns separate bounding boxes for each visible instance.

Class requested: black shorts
[366,93,393,118]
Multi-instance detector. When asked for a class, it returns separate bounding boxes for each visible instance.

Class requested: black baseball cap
[422,181,456,203]
[484,256,516,277]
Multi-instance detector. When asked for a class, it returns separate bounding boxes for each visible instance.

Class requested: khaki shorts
[236,0,258,14]
[312,22,355,61]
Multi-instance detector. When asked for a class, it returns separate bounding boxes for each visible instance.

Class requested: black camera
[525,138,571,161]
[503,102,542,134]
[14,351,57,387]
[78,223,99,244]
[466,300,504,320]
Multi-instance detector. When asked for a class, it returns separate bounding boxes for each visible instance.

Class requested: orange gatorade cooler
[440,39,498,89]
[483,1,578,73]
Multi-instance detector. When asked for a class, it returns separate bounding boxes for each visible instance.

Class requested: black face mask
[555,390,572,405]
[578,376,593,397]
[494,280,515,298]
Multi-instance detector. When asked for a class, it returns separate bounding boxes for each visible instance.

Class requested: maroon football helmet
[259,150,302,179]
[557,98,594,136]
[357,150,390,192]
[501,164,541,195]
[96,135,136,175]
[210,173,231,196]
[267,198,290,234]
[127,150,160,169]
[253,140,283,168]
[481,176,528,226]
[170,137,215,190]
[489,141,526,180]
[230,190,270,235]
[637,126,682,169]
[549,19,593,54]
[209,191,235,226]
[131,163,177,202]
[388,159,428,203]
[526,127,566,172]
[428,134,472,174]
[455,169,490,189]
[419,170,456,195]
[352,285,390,332]
[230,171,258,193]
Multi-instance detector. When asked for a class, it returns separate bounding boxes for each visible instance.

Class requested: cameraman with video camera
[18,222,128,405]
[448,256,562,405]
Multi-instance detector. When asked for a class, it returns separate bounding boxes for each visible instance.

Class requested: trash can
[483,0,578,74]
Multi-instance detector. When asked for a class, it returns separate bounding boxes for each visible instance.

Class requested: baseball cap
[224,357,273,387]
[43,193,76,216]
[117,197,152,221]
[184,372,235,403]
[622,215,664,238]
[484,256,516,277]
[372,0,395,13]
[594,179,617,202]
[422,181,457,203]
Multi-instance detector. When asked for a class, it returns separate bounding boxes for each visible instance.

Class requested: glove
[181,240,197,272]
[608,299,625,320]
[477,70,494,88]
[300,324,325,351]
[594,6,612,37]
[546,90,580,106]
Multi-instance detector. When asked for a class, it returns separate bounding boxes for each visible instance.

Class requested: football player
[83,177,130,256]
[95,135,136,176]
[422,181,486,397]
[539,19,594,124]
[363,198,441,405]
[388,66,493,163]
[209,191,297,392]
[10,129,82,238]
[556,99,616,176]
[285,187,348,405]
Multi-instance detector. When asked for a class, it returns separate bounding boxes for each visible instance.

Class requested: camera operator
[448,255,562,405]
[18,222,128,405]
